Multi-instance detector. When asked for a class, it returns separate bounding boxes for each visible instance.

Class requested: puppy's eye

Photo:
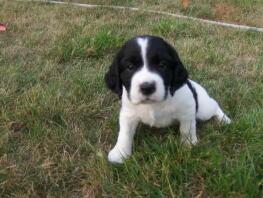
[127,63,135,70]
[159,61,167,69]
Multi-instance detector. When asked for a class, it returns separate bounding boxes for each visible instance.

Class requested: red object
[0,23,7,31]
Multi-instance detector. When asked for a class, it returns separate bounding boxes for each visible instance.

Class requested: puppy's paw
[216,114,231,125]
[181,136,198,147]
[108,146,130,164]
[221,115,231,124]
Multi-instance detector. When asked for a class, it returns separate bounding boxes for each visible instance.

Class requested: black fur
[186,80,199,112]
[104,53,123,99]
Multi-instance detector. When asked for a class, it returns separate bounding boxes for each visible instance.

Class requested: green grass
[0,0,263,197]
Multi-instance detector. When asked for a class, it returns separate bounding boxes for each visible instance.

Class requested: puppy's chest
[137,105,176,127]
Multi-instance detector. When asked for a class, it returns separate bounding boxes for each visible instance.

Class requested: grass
[69,0,263,27]
[0,0,263,197]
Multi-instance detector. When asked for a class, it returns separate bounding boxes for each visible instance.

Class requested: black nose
[140,82,156,96]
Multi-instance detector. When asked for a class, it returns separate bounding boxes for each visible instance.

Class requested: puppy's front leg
[108,110,138,164]
[180,119,198,146]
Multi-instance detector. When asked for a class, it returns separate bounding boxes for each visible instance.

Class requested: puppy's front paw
[108,146,130,164]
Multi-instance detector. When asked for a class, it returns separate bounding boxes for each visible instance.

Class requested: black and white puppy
[105,35,231,164]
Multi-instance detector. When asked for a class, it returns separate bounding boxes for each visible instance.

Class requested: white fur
[108,39,231,164]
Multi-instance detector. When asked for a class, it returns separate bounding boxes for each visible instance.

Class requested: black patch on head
[144,36,188,95]
[105,35,188,98]
[105,38,143,98]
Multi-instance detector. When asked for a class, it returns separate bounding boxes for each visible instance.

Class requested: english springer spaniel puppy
[105,35,231,164]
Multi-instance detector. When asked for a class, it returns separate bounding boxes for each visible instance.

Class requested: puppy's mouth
[140,98,156,104]
[130,97,157,105]
[128,92,168,105]
[139,91,168,104]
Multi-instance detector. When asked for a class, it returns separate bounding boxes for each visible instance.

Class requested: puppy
[105,35,231,163]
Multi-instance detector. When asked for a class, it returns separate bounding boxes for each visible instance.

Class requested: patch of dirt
[8,121,28,137]
[182,0,190,9]
[82,182,101,198]
[213,3,239,23]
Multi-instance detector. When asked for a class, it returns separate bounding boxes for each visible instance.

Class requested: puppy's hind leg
[214,106,231,124]
[180,119,198,146]
[197,95,231,124]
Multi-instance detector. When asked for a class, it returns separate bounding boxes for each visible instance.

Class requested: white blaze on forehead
[136,38,148,68]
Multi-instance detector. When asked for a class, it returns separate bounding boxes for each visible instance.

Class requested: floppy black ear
[104,55,123,99]
[168,45,188,95]
[170,59,188,95]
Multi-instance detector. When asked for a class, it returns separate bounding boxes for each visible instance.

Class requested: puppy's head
[105,35,188,104]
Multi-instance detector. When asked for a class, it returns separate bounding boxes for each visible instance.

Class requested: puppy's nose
[140,82,156,96]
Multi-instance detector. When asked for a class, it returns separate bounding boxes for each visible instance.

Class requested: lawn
[0,0,263,197]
